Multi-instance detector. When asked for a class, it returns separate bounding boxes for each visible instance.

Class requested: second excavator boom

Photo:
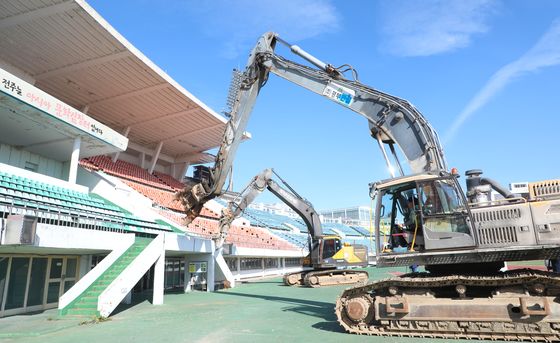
[217,168,369,287]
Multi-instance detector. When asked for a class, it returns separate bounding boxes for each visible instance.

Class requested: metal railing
[0,194,166,234]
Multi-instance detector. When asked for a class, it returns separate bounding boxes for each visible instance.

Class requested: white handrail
[58,234,135,309]
[215,251,235,288]
[98,234,164,317]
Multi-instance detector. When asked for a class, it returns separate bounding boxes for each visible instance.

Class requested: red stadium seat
[81,158,299,251]
[83,155,174,190]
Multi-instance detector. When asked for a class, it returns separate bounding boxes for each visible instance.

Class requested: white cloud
[445,18,560,143]
[181,0,340,58]
[380,0,498,57]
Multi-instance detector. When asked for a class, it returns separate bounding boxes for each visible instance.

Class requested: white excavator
[216,168,369,287]
[178,32,560,341]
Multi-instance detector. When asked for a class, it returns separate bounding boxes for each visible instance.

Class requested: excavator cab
[306,236,368,270]
[307,236,341,268]
[320,236,342,260]
[374,173,475,255]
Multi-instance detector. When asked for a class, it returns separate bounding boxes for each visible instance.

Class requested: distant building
[248,202,300,219]
[319,206,372,228]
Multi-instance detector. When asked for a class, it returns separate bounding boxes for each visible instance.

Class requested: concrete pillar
[183,256,190,293]
[68,136,81,184]
[178,162,189,181]
[139,152,146,169]
[185,256,197,293]
[153,249,165,305]
[148,141,163,174]
[236,258,241,278]
[207,252,215,292]
[112,126,131,163]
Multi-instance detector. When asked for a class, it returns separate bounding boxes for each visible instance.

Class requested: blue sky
[88,0,560,210]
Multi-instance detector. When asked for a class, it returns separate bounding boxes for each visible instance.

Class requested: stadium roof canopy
[0,0,228,165]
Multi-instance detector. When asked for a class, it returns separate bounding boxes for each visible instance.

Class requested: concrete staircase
[60,237,153,317]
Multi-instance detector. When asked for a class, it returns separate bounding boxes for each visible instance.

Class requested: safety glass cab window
[377,182,420,252]
[418,179,470,234]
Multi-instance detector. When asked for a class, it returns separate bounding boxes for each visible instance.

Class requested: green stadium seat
[0,171,170,234]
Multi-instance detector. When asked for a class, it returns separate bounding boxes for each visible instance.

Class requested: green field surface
[0,263,545,343]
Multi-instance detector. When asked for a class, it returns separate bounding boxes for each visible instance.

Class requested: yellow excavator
[215,168,369,287]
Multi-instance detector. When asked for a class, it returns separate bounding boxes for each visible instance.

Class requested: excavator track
[304,270,369,288]
[283,271,306,286]
[284,269,369,287]
[335,269,560,341]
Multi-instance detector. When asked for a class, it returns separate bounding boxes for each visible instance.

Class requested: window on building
[225,257,237,272]
[264,258,278,269]
[5,257,29,310]
[164,259,184,289]
[27,258,47,307]
[0,257,9,310]
[285,258,302,267]
[240,258,261,271]
[91,255,106,269]
[24,161,38,172]
[1,256,80,316]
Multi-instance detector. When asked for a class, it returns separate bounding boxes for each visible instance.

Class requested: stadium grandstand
[320,205,372,228]
[247,202,374,244]
[0,0,309,319]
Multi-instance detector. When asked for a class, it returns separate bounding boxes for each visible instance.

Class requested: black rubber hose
[480,178,516,199]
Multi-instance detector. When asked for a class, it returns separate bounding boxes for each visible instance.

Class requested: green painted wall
[0,143,64,179]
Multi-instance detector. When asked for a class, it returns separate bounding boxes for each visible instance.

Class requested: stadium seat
[0,171,170,234]
[79,157,307,250]
[81,156,174,190]
[153,171,185,190]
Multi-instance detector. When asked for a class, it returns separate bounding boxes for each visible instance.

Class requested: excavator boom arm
[216,168,322,249]
[179,32,446,222]
[177,34,275,222]
[261,52,447,173]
